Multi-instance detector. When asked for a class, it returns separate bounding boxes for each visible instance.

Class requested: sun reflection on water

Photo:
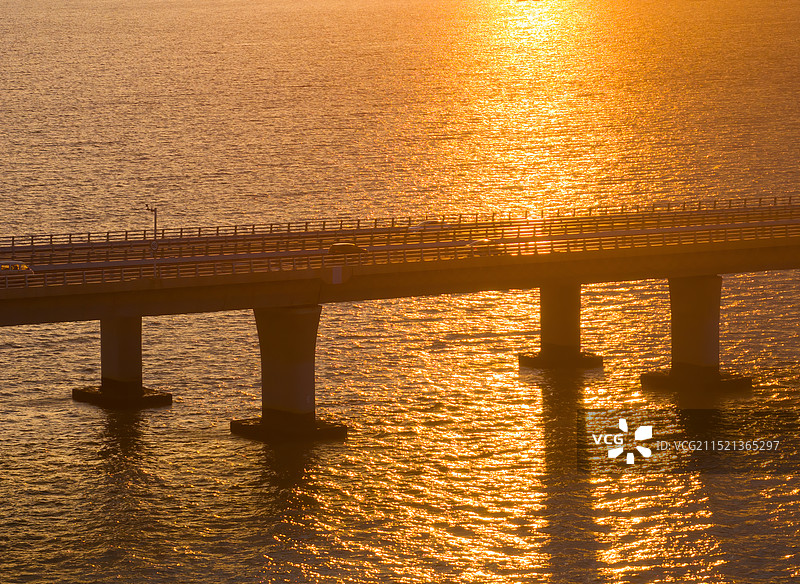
[2,0,800,580]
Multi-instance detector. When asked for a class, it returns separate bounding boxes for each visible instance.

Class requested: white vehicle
[408,219,446,230]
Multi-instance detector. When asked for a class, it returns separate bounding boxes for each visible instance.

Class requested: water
[1,0,800,582]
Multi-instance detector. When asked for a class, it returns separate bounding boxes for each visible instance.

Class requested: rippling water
[1,0,800,582]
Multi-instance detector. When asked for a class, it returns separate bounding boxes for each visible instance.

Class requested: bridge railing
[8,205,800,269]
[4,198,800,270]
[3,215,800,291]
[1,195,796,253]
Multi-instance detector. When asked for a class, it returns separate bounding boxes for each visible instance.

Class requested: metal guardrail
[3,213,800,291]
[0,195,796,251]
[3,201,800,269]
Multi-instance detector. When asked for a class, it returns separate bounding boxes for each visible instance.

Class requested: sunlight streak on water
[1,0,800,582]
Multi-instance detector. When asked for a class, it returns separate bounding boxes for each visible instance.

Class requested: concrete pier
[519,283,603,369]
[230,305,346,441]
[641,275,751,396]
[101,316,144,393]
[670,275,722,378]
[73,316,172,408]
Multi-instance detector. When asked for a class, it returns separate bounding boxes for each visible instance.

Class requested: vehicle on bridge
[0,260,33,273]
[468,239,503,256]
[327,242,365,255]
[409,219,446,230]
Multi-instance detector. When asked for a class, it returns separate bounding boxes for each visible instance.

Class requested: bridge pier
[230,305,347,441]
[518,283,603,369]
[72,316,172,408]
[641,275,751,395]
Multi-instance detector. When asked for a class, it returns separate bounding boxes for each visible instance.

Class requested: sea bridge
[2,196,799,440]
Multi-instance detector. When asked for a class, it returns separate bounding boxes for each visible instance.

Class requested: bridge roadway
[1,196,799,439]
[2,197,800,270]
[1,197,799,320]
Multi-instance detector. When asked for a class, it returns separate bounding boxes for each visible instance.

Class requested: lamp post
[145,204,159,277]
[145,204,158,240]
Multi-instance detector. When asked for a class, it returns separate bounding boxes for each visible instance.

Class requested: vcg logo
[592,418,653,465]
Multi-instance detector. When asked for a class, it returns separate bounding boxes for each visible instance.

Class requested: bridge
[2,196,799,440]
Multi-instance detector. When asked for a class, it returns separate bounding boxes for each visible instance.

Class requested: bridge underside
[57,273,755,439]
[3,232,793,438]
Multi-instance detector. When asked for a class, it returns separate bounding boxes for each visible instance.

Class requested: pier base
[640,370,752,392]
[519,350,604,370]
[73,316,172,409]
[518,283,603,370]
[72,386,172,409]
[230,415,347,442]
[232,305,347,442]
[640,369,752,408]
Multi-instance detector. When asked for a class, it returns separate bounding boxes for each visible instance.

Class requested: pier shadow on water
[524,368,605,584]
[518,367,800,583]
[90,410,160,576]
[250,441,319,519]
[90,410,323,583]
[671,397,800,582]
[246,442,328,582]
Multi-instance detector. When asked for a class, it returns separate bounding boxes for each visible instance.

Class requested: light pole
[145,204,158,240]
[145,204,159,277]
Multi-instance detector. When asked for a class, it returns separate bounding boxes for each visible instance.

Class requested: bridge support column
[641,275,751,397]
[518,283,603,369]
[73,316,172,408]
[671,275,721,378]
[230,305,347,441]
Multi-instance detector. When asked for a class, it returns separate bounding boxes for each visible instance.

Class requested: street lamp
[145,204,158,240]
[145,204,159,277]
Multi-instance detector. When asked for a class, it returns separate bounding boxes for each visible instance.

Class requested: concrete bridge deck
[2,196,799,439]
